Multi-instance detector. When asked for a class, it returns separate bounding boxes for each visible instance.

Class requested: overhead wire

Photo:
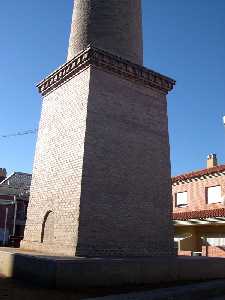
[0,129,38,139]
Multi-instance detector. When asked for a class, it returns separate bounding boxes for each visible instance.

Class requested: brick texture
[178,247,225,258]
[178,250,192,256]
[173,169,225,258]
[22,64,174,257]
[173,175,225,213]
[21,68,91,256]
[76,67,174,256]
[178,248,225,257]
[202,246,225,257]
[67,0,143,64]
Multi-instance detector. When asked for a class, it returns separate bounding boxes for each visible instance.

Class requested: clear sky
[0,0,224,176]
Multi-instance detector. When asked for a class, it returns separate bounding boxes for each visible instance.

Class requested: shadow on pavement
[0,275,99,300]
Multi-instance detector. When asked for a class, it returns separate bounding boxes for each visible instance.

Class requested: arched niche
[41,211,55,244]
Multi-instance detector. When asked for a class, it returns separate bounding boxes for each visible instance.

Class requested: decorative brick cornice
[172,164,225,186]
[37,46,175,96]
[173,208,225,221]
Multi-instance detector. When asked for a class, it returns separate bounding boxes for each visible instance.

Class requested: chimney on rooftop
[0,168,7,183]
[207,154,218,169]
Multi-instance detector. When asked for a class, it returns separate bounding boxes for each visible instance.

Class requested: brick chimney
[67,0,143,64]
[0,168,7,183]
[207,154,218,169]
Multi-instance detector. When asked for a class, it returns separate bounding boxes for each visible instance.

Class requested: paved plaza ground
[0,274,161,300]
[1,273,225,300]
[0,273,119,300]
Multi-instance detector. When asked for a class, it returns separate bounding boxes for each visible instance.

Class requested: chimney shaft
[67,0,143,65]
[207,154,218,169]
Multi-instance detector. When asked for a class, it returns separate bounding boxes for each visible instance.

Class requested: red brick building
[172,154,225,257]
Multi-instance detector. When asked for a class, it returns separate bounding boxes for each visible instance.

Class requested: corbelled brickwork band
[38,46,175,96]
[67,0,143,64]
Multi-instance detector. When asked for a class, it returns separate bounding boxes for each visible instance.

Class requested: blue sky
[0,0,224,176]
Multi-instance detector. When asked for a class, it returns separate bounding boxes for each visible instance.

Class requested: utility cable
[0,129,38,139]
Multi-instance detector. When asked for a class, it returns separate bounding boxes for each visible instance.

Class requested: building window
[207,185,222,204]
[176,191,188,207]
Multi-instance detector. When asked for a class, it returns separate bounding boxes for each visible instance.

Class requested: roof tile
[173,208,225,220]
[172,164,225,184]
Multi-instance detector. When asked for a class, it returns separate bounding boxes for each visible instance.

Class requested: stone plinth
[2,248,225,295]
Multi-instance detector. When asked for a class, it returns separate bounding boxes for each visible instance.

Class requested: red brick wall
[178,250,192,256]
[202,246,225,257]
[173,174,225,213]
[178,248,225,257]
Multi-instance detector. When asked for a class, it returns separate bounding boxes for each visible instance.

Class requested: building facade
[172,154,225,257]
[0,170,31,246]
